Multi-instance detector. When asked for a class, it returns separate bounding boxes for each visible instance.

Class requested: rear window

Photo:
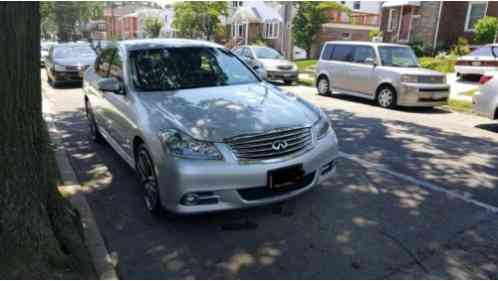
[469,46,495,57]
[331,45,354,62]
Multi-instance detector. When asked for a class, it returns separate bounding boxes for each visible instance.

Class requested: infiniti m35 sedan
[83,39,339,214]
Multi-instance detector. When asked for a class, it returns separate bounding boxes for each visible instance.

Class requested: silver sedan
[83,39,339,215]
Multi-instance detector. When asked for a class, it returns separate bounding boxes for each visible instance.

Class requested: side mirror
[253,65,267,80]
[492,46,498,58]
[97,78,125,95]
[365,57,377,66]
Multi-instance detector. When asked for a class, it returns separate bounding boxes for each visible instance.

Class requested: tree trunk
[0,3,94,278]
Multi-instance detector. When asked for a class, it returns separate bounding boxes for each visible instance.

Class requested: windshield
[53,46,95,58]
[378,46,418,67]
[254,47,284,59]
[131,47,260,91]
[469,46,497,57]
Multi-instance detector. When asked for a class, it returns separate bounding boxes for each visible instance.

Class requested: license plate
[268,164,305,191]
[472,61,481,66]
[433,92,447,99]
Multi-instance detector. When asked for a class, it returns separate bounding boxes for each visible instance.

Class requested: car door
[329,44,354,91]
[349,45,377,96]
[88,48,115,133]
[102,48,135,157]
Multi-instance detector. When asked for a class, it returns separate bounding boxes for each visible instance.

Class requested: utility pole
[281,2,293,60]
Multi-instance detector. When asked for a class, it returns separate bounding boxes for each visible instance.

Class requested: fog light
[181,193,200,206]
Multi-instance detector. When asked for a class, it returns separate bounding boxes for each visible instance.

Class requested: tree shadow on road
[50,104,498,279]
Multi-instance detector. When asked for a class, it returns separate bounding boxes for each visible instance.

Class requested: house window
[263,21,279,39]
[232,23,244,38]
[465,2,488,31]
[232,1,243,8]
[387,8,399,32]
[353,1,361,10]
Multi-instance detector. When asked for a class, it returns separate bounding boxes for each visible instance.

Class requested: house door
[399,6,412,42]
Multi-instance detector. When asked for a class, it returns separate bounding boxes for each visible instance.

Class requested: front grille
[237,172,316,201]
[418,76,445,84]
[277,65,293,70]
[418,88,449,92]
[227,127,313,161]
[65,65,79,71]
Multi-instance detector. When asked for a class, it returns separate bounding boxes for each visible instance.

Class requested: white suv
[316,41,450,108]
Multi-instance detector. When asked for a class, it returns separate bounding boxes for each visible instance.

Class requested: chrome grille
[418,75,445,84]
[227,127,312,161]
[277,65,293,70]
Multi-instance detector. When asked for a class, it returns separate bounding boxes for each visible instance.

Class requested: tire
[135,144,162,214]
[376,85,397,109]
[85,101,104,143]
[317,76,331,96]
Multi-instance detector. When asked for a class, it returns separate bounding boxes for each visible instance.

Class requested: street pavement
[42,71,498,279]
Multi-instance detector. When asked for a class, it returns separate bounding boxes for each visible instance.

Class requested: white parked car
[293,46,307,60]
[455,44,498,77]
[473,72,498,120]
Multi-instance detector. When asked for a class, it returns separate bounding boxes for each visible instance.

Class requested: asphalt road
[42,73,498,279]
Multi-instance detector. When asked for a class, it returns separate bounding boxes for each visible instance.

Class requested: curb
[42,90,119,280]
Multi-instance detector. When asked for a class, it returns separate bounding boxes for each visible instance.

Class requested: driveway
[42,72,498,279]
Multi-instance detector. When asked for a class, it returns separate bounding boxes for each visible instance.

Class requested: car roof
[118,38,225,51]
[53,43,92,48]
[323,41,409,48]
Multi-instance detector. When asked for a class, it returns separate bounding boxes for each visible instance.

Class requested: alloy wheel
[317,78,330,95]
[377,88,394,108]
[136,147,160,213]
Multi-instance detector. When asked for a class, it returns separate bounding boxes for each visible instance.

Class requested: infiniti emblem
[272,140,288,151]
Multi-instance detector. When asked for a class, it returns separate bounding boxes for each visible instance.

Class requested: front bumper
[455,65,498,75]
[266,70,299,81]
[53,70,85,82]
[398,83,450,107]
[157,131,340,214]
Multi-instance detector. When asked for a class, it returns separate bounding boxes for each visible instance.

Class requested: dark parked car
[45,43,97,87]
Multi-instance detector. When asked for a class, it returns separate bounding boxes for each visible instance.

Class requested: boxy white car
[316,41,450,108]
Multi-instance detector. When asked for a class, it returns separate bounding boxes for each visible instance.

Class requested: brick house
[380,1,498,53]
[309,1,382,58]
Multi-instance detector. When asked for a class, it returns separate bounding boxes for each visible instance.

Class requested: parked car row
[455,44,498,77]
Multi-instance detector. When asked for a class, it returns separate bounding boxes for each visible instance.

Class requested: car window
[331,45,354,62]
[469,46,494,57]
[353,46,375,63]
[95,48,115,77]
[321,44,335,60]
[254,47,283,59]
[109,50,124,81]
[130,47,260,91]
[378,46,418,67]
[53,46,95,59]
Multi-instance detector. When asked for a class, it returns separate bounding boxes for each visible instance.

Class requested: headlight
[54,64,66,71]
[400,74,418,83]
[159,129,223,160]
[314,114,331,140]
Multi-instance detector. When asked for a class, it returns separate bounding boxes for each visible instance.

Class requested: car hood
[54,56,96,66]
[139,83,320,142]
[259,58,294,68]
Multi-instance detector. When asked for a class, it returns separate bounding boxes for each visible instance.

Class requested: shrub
[450,37,470,56]
[419,56,457,73]
[474,16,498,44]
[409,41,425,57]
[368,29,382,41]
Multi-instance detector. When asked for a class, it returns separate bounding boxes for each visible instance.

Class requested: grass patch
[447,99,473,113]
[297,78,314,87]
[419,56,457,73]
[461,88,478,97]
[295,59,317,72]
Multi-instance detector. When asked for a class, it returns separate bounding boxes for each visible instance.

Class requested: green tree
[368,29,383,41]
[450,37,471,56]
[292,2,349,59]
[474,16,498,44]
[144,17,164,38]
[173,1,228,41]
[41,1,104,41]
[0,3,93,278]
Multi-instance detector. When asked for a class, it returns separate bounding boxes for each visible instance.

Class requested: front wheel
[135,144,162,214]
[85,101,104,143]
[376,86,397,109]
[317,76,331,96]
